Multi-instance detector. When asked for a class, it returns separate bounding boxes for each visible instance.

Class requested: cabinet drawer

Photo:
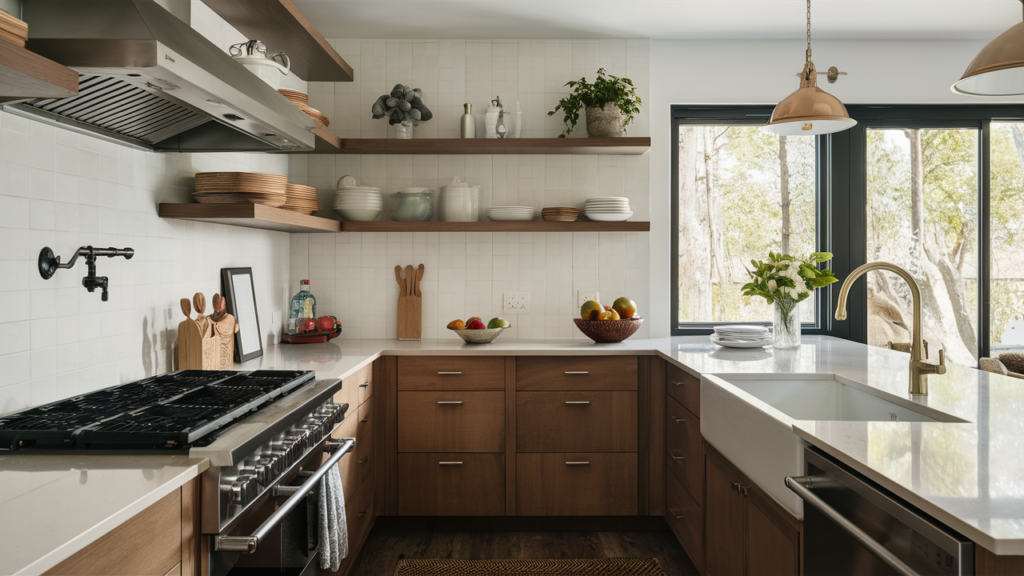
[397,391,504,453]
[516,453,637,516]
[331,398,373,504]
[339,362,373,409]
[398,453,505,516]
[666,470,703,569]
[397,356,505,390]
[517,391,637,453]
[346,475,375,544]
[516,357,638,390]
[666,396,702,502]
[667,363,700,417]
[356,397,374,488]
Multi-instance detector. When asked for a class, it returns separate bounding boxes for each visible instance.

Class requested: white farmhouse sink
[700,373,965,518]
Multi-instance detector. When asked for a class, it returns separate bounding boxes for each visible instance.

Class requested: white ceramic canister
[230,41,290,90]
[484,103,501,139]
[439,177,479,222]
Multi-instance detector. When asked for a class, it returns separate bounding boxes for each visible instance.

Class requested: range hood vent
[4,0,315,153]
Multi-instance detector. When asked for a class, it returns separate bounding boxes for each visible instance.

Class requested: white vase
[773,300,801,349]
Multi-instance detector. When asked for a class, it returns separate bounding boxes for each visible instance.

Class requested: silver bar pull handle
[565,461,590,465]
[669,452,685,461]
[671,381,685,386]
[439,461,463,465]
[437,401,463,405]
[359,382,369,388]
[216,438,355,554]
[672,416,685,424]
[564,371,589,375]
[668,508,685,520]
[565,401,590,405]
[786,476,920,576]
[437,371,463,375]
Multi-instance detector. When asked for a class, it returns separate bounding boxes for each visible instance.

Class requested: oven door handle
[215,438,356,554]
[785,476,920,576]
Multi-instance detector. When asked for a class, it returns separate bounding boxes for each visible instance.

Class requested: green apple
[612,297,638,319]
[487,317,509,329]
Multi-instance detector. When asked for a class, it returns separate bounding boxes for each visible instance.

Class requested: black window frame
[670,104,1024,359]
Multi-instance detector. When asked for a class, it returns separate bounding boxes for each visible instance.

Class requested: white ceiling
[293,0,1021,40]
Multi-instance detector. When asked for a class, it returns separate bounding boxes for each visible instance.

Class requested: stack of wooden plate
[0,9,28,47]
[541,207,579,222]
[278,89,330,127]
[282,183,321,215]
[193,172,287,207]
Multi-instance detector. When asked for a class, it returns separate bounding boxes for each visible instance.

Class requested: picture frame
[221,267,263,363]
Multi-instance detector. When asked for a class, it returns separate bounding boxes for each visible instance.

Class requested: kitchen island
[2,335,1022,575]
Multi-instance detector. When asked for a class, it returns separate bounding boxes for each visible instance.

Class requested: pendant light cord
[806,0,812,62]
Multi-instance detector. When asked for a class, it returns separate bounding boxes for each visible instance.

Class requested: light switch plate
[503,292,530,313]
[577,290,600,307]
[272,311,281,326]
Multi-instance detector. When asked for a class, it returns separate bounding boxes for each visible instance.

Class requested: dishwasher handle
[216,438,356,554]
[786,476,919,576]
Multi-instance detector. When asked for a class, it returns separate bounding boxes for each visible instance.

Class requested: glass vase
[773,299,801,349]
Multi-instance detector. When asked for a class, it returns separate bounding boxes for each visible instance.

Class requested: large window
[671,105,1024,363]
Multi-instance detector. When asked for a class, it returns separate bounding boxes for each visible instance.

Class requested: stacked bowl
[583,197,632,222]
[487,206,534,222]
[333,176,383,221]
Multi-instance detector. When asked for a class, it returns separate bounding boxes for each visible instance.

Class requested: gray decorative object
[372,84,432,126]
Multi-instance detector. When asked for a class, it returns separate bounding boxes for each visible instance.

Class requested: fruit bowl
[449,326,509,344]
[573,317,644,343]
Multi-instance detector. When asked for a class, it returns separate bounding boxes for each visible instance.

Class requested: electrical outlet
[577,290,600,307]
[272,311,282,326]
[503,292,530,313]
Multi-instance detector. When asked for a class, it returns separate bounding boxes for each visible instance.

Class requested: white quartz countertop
[0,455,208,575]
[4,334,1024,573]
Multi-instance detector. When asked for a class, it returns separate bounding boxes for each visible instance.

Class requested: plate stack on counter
[711,325,772,348]
[281,184,321,215]
[333,175,383,221]
[192,172,287,207]
[486,206,534,222]
[583,197,632,222]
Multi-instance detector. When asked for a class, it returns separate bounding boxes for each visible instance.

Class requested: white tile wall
[288,38,651,342]
[0,111,292,415]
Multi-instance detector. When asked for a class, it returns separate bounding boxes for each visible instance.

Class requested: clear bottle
[288,279,317,333]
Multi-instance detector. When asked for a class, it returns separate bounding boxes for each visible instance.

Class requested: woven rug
[393,558,666,576]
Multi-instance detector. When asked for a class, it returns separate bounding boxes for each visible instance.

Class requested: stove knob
[260,454,282,477]
[229,475,257,506]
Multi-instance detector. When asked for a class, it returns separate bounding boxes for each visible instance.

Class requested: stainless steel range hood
[4,0,315,152]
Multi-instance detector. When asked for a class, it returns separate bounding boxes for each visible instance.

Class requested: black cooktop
[0,370,315,451]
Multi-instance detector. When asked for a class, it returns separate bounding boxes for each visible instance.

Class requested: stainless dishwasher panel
[793,447,973,576]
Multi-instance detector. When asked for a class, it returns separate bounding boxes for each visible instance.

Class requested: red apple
[316,316,336,332]
[299,318,316,333]
[467,320,486,329]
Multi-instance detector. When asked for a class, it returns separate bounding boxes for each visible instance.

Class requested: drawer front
[666,363,700,417]
[346,475,375,544]
[397,391,504,453]
[332,409,361,503]
[516,453,637,516]
[339,362,373,409]
[516,356,638,391]
[666,469,703,569]
[398,453,505,516]
[356,397,374,488]
[516,391,637,453]
[666,396,702,502]
[397,356,505,390]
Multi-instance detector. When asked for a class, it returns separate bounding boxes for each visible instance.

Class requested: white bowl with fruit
[573,297,643,343]
[446,316,510,344]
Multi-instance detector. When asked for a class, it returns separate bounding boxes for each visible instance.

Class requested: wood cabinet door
[666,396,702,502]
[516,356,638,391]
[516,391,637,453]
[397,356,505,390]
[744,487,800,576]
[397,391,504,453]
[704,453,745,576]
[516,453,637,516]
[397,453,505,516]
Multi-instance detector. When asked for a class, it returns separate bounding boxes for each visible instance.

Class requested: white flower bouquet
[741,252,838,346]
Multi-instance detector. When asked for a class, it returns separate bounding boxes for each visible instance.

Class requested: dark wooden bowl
[573,317,644,343]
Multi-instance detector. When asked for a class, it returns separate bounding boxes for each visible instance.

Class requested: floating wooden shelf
[200,0,353,81]
[0,41,78,103]
[159,203,340,233]
[312,120,342,153]
[338,221,651,232]
[322,137,651,155]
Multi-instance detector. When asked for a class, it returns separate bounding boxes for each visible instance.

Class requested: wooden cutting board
[396,264,424,340]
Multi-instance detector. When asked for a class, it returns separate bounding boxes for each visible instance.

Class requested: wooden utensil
[177,297,204,370]
[193,293,209,336]
[210,293,238,369]
[397,264,423,340]
[178,292,236,369]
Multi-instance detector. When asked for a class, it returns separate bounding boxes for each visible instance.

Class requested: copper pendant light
[952,0,1024,96]
[765,0,856,136]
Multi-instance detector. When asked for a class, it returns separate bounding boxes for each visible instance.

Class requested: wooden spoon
[181,298,192,319]
[193,293,208,335]
[415,264,424,297]
[405,265,414,298]
[395,265,405,295]
[210,293,227,322]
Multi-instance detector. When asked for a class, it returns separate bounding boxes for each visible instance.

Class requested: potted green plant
[547,68,642,138]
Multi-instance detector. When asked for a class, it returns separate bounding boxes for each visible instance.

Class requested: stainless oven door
[210,438,355,576]
[789,447,973,576]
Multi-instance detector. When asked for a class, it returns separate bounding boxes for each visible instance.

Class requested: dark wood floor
[348,530,700,576]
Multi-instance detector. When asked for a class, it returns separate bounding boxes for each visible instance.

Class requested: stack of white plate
[333,176,383,221]
[584,197,632,222]
[487,206,534,222]
[711,325,772,348]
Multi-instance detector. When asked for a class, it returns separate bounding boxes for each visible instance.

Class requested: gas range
[0,369,354,575]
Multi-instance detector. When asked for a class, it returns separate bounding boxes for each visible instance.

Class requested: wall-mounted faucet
[834,261,945,395]
[38,246,134,302]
